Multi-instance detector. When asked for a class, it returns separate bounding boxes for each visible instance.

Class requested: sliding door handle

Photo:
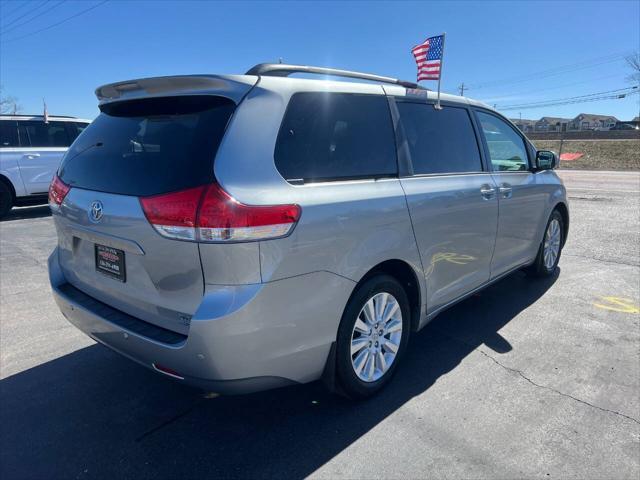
[498,183,513,199]
[480,184,496,200]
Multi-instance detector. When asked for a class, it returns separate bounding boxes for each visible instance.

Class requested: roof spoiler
[246,63,425,90]
[95,75,258,105]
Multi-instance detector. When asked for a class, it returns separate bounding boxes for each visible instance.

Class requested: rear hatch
[53,91,242,335]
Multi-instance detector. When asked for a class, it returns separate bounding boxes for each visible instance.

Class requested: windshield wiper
[64,141,103,164]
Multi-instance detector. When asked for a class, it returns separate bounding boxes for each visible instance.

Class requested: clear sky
[1,0,639,121]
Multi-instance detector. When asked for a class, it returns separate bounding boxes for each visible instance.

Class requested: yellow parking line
[594,296,640,314]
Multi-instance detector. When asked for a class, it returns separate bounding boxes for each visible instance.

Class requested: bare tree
[0,86,21,114]
[626,51,640,84]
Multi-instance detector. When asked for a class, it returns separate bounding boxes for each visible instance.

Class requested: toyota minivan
[48,64,568,398]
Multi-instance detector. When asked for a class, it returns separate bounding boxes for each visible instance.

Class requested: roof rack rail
[246,63,425,90]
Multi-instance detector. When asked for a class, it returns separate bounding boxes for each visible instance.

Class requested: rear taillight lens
[49,174,70,206]
[140,186,205,241]
[197,183,301,241]
[140,183,301,243]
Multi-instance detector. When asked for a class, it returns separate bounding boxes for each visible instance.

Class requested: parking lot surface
[1,170,639,479]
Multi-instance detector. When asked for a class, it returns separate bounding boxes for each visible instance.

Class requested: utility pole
[458,83,465,96]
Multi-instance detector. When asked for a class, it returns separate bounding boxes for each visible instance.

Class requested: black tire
[336,274,411,399]
[0,181,13,219]
[526,209,564,277]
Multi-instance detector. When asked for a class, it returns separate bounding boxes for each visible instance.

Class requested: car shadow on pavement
[0,269,558,479]
[1,205,51,222]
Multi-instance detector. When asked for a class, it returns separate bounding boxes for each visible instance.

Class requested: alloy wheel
[350,292,403,382]
[543,218,561,270]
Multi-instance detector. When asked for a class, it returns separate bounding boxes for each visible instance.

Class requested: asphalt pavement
[0,170,638,479]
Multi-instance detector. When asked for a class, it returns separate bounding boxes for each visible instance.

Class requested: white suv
[0,115,91,218]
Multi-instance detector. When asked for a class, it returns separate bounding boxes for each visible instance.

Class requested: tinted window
[59,96,235,196]
[20,120,71,147]
[275,93,396,182]
[0,121,19,147]
[396,103,482,174]
[67,122,90,143]
[476,111,529,171]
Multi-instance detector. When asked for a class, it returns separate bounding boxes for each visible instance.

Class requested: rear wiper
[64,141,103,164]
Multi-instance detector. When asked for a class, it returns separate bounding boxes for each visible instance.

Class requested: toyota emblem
[89,200,104,223]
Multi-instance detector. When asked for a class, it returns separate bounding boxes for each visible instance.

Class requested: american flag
[412,35,444,81]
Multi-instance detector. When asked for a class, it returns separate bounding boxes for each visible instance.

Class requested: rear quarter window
[275,92,397,183]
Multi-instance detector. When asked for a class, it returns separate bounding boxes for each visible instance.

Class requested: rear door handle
[23,153,41,159]
[480,184,496,200]
[498,183,513,199]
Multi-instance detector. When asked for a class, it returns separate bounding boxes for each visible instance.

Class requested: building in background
[612,117,640,130]
[535,117,571,132]
[568,113,618,131]
[511,119,536,132]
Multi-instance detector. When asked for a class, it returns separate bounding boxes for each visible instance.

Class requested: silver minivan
[48,64,568,398]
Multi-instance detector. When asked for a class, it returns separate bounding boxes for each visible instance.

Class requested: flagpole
[435,32,446,110]
[43,98,49,124]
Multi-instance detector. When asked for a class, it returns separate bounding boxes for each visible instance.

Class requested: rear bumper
[49,247,355,394]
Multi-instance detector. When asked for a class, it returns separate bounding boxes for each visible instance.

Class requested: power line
[466,51,631,90]
[469,52,627,89]
[1,0,67,37]
[475,56,625,90]
[498,91,639,111]
[497,87,639,111]
[1,0,108,43]
[468,67,629,108]
[1,0,48,30]
[0,1,31,21]
[499,86,638,109]
[478,73,625,102]
[500,89,638,110]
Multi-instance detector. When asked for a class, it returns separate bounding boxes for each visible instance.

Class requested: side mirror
[535,150,557,170]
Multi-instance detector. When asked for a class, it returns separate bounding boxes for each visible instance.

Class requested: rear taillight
[140,183,301,242]
[49,174,70,206]
[139,186,205,241]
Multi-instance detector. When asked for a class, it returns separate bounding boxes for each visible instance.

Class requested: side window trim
[466,105,492,173]
[16,121,29,148]
[392,98,487,177]
[386,96,413,177]
[472,108,532,172]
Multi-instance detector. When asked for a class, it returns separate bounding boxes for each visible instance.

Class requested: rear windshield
[58,96,235,196]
